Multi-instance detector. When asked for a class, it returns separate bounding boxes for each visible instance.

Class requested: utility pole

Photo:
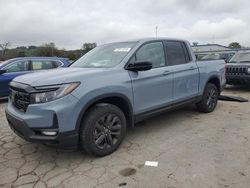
[155,25,158,38]
[51,46,54,56]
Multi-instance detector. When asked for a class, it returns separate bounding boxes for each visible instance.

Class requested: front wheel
[80,104,126,157]
[196,83,219,113]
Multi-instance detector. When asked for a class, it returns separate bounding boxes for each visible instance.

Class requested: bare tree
[0,42,10,58]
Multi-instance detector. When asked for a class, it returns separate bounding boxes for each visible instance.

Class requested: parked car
[0,57,70,97]
[226,51,250,85]
[5,38,226,156]
[198,53,234,63]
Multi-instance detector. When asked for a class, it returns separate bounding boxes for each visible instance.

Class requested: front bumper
[5,94,81,150]
[226,75,250,85]
[6,108,78,149]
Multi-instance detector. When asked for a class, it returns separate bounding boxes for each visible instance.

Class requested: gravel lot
[0,86,250,188]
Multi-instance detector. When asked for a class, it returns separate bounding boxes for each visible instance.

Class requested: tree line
[0,42,97,61]
[0,41,247,61]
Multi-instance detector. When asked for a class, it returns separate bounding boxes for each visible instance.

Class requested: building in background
[192,43,250,61]
[192,43,236,54]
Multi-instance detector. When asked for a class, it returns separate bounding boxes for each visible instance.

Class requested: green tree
[18,51,26,57]
[82,43,97,52]
[228,42,241,49]
[35,42,57,56]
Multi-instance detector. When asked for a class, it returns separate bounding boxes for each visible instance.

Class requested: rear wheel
[196,83,219,113]
[80,104,126,157]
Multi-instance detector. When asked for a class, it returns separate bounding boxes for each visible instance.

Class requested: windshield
[229,52,250,63]
[71,42,136,68]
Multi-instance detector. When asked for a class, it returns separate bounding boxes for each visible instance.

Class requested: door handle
[162,71,171,76]
[188,66,196,70]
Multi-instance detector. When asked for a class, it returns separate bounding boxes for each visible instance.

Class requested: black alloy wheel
[206,87,218,110]
[80,104,126,157]
[93,113,122,149]
[196,83,219,113]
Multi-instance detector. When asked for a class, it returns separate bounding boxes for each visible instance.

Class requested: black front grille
[11,89,30,112]
[226,66,247,75]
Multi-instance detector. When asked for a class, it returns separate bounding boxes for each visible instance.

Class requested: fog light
[41,131,58,136]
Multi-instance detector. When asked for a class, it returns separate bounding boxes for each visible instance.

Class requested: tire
[196,83,219,113]
[80,103,126,157]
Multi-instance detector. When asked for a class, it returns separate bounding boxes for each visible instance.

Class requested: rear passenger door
[164,41,199,103]
[128,41,174,115]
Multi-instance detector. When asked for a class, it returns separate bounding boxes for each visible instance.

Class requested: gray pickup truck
[5,38,226,156]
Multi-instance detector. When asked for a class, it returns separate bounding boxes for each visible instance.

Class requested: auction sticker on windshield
[114,48,131,52]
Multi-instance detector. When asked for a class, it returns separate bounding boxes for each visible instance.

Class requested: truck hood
[13,67,106,86]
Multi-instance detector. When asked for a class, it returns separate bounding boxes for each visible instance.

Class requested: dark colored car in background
[0,57,70,97]
[226,51,250,85]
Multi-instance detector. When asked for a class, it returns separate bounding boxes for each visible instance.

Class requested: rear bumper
[5,108,79,150]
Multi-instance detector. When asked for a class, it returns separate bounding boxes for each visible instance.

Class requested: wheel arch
[206,76,221,94]
[75,93,134,132]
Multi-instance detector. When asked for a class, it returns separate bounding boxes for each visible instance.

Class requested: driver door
[128,41,174,115]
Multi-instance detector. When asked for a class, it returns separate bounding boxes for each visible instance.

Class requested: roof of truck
[135,37,187,42]
[102,37,189,46]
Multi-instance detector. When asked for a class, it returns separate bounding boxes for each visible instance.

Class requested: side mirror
[126,61,152,71]
[0,69,6,75]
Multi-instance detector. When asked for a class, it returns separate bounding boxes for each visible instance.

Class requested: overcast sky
[1,0,250,49]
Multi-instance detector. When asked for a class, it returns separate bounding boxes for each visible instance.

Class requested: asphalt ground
[0,85,250,188]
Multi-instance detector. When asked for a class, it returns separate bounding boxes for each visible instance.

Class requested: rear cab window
[164,41,191,66]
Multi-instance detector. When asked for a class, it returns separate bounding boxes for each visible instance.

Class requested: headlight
[248,67,250,74]
[30,82,80,103]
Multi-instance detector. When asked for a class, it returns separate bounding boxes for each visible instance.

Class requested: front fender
[73,90,134,132]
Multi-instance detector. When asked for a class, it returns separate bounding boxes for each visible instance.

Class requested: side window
[181,43,191,62]
[5,61,29,73]
[165,41,189,65]
[135,42,165,68]
[31,60,55,70]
